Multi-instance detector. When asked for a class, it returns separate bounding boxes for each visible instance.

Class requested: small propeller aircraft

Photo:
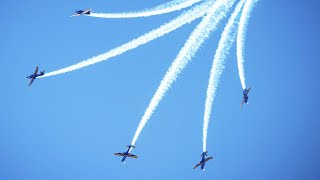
[70,9,92,17]
[193,151,213,171]
[240,86,251,108]
[114,145,138,163]
[27,66,44,86]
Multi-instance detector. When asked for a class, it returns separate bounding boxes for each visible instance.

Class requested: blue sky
[1,0,320,179]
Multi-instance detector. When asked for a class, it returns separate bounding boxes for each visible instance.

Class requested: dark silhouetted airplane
[71,9,92,17]
[193,151,213,171]
[241,86,251,108]
[114,145,138,163]
[27,66,44,86]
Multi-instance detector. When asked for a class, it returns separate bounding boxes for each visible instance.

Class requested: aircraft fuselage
[121,148,131,162]
[27,73,42,79]
[243,89,249,103]
[76,10,91,15]
[200,153,207,170]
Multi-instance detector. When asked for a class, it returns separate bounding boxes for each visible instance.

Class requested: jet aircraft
[71,9,92,17]
[240,86,251,108]
[193,151,213,171]
[114,145,138,163]
[27,66,44,86]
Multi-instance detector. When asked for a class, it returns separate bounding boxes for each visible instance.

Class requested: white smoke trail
[202,0,246,152]
[237,0,256,90]
[131,0,236,146]
[89,0,202,18]
[40,0,214,78]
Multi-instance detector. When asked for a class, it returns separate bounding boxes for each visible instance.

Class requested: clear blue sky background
[1,0,320,179]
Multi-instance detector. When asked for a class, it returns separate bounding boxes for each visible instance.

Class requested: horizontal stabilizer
[201,151,208,156]
[126,145,136,148]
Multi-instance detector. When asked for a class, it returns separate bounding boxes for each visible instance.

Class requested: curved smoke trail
[131,0,236,146]
[236,0,256,90]
[202,0,246,152]
[40,0,213,78]
[89,0,202,18]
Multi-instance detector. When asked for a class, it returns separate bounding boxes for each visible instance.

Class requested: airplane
[240,86,251,109]
[27,66,44,86]
[193,151,213,171]
[114,145,138,163]
[70,9,92,17]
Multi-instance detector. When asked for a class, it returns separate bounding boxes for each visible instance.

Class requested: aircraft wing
[240,99,245,109]
[83,9,92,14]
[34,66,39,75]
[204,157,213,163]
[29,78,35,86]
[127,154,138,158]
[193,162,202,169]
[114,153,126,156]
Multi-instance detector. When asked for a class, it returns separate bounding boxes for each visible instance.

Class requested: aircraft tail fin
[201,151,208,157]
